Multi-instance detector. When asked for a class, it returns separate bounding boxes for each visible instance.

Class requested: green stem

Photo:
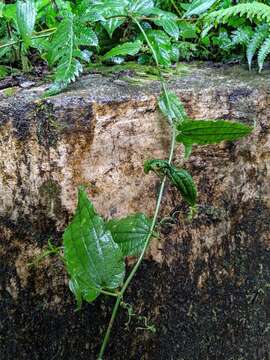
[0,28,56,50]
[121,130,176,294]
[33,27,57,35]
[133,18,159,67]
[97,17,177,360]
[104,15,194,22]
[0,40,18,49]
[97,295,122,360]
[98,127,176,360]
[99,289,119,298]
[32,31,56,40]
[170,0,182,17]
[133,18,174,125]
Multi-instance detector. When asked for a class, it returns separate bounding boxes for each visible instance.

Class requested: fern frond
[55,58,83,82]
[246,24,269,70]
[231,26,253,46]
[47,15,76,83]
[258,34,270,72]
[74,22,98,47]
[46,14,98,95]
[206,2,270,24]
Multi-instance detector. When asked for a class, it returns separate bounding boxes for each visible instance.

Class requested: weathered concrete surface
[0,63,270,359]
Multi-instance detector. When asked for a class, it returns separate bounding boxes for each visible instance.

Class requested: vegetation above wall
[1,0,270,93]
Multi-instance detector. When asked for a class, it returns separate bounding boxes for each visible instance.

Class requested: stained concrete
[0,63,269,359]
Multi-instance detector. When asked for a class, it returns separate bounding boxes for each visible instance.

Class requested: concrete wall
[0,63,269,359]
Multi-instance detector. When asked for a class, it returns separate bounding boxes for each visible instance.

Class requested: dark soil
[1,202,270,360]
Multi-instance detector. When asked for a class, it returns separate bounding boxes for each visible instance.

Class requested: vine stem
[98,17,177,359]
[98,127,176,360]
[133,18,174,126]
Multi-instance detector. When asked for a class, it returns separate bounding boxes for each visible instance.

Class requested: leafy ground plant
[206,1,270,71]
[55,2,253,359]
[2,1,268,87]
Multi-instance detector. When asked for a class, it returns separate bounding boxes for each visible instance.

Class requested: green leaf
[45,13,99,95]
[167,166,197,206]
[16,0,36,48]
[106,213,151,257]
[231,26,253,47]
[102,40,142,61]
[46,17,73,66]
[154,17,179,40]
[128,0,155,15]
[89,0,128,15]
[205,3,270,25]
[3,4,16,20]
[176,119,252,145]
[78,49,93,63]
[80,11,105,23]
[184,143,193,160]
[0,3,5,17]
[0,65,8,79]
[158,90,186,124]
[146,29,172,66]
[63,188,125,303]
[258,35,270,72]
[144,159,169,175]
[246,24,268,70]
[149,9,179,40]
[54,58,83,83]
[179,23,197,40]
[44,82,66,97]
[78,1,106,23]
[101,18,125,38]
[85,1,128,38]
[75,24,98,47]
[183,0,218,18]
[144,160,197,206]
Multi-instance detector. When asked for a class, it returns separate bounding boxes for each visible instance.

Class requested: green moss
[3,87,17,97]
[35,102,64,148]
[87,61,191,82]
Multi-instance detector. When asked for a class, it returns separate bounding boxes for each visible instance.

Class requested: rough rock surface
[0,63,269,360]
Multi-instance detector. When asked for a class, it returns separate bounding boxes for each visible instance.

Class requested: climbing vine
[9,0,254,358]
[57,3,253,359]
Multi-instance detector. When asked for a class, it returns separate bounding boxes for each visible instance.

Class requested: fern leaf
[55,58,83,84]
[231,26,253,46]
[47,16,74,66]
[246,24,269,70]
[46,13,98,95]
[74,22,98,47]
[47,15,77,89]
[206,2,270,24]
[258,34,270,72]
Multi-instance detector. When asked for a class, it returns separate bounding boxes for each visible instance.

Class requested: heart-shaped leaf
[106,213,151,257]
[63,188,125,303]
